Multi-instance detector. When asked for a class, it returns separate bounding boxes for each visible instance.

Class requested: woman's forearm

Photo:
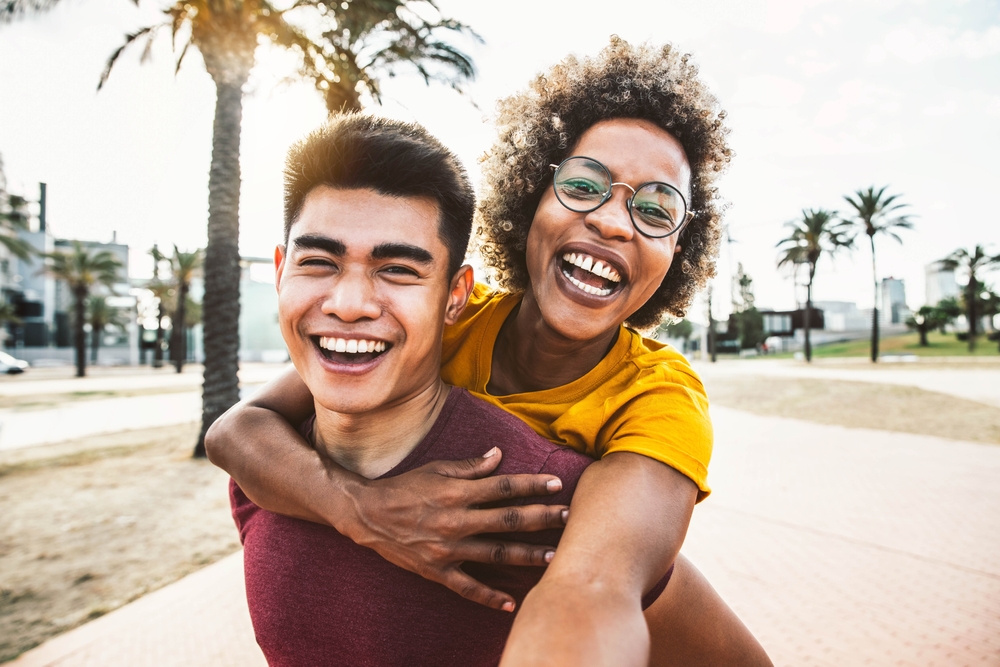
[500,452,698,667]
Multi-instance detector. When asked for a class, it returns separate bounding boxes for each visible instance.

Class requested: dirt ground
[705,376,1000,445]
[0,423,240,663]
[1,366,997,663]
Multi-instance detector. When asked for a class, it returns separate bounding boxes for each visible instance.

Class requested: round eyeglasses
[549,156,694,239]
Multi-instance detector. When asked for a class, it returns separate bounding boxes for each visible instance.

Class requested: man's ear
[274,244,287,292]
[444,265,474,326]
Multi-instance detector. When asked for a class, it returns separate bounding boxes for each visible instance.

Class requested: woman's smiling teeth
[318,337,387,354]
[560,252,622,297]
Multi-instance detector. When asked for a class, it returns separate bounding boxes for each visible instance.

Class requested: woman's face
[525,118,691,341]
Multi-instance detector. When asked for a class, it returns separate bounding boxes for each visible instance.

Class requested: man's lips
[312,335,391,366]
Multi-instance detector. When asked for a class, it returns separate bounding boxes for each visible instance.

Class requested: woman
[208,37,770,666]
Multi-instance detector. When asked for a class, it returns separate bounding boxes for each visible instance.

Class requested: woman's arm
[499,452,697,666]
[205,366,570,611]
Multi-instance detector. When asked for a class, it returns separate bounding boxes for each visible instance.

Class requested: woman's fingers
[438,567,518,612]
[457,538,557,567]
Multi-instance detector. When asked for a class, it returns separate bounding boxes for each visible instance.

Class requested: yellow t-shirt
[441,283,712,499]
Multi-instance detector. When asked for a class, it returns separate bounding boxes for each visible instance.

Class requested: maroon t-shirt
[231,388,668,666]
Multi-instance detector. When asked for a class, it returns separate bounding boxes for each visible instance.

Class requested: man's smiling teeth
[318,337,387,354]
[562,253,621,283]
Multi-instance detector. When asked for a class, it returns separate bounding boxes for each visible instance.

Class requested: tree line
[775,186,998,361]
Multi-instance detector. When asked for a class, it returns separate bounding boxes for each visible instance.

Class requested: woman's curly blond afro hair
[477,36,732,329]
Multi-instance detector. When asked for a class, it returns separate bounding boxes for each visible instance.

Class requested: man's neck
[312,380,452,479]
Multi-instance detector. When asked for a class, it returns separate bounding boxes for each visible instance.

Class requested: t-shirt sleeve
[599,365,713,501]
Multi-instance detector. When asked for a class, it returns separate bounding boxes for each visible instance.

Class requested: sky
[1,0,998,323]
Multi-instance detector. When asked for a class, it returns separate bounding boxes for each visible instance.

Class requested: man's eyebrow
[292,234,345,256]
[370,242,434,265]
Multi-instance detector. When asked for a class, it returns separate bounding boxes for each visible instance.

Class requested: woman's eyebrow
[293,234,345,255]
[370,242,434,265]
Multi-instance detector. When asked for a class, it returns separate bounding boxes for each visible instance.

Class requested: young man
[230,114,593,666]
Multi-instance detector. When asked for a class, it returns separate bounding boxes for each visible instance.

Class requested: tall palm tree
[99,0,477,456]
[939,245,1000,351]
[87,295,129,363]
[43,242,123,377]
[148,244,169,368]
[777,208,853,362]
[842,186,913,362]
[169,245,202,374]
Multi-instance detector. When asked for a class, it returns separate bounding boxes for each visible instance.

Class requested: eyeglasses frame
[549,156,695,239]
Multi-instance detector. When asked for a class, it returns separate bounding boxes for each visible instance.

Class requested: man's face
[276,186,468,415]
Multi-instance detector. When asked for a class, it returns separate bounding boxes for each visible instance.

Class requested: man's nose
[321,270,382,322]
[584,185,635,242]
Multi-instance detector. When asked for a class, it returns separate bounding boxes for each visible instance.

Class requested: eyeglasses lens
[631,184,684,236]
[553,158,611,211]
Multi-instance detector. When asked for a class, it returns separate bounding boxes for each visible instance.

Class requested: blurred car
[0,351,29,374]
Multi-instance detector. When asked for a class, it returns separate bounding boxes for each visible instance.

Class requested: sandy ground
[1,360,996,662]
[0,423,240,663]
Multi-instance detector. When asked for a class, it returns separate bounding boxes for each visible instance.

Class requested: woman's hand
[347,448,568,611]
[206,367,567,611]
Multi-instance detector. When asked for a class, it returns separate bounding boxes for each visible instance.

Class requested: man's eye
[300,257,336,268]
[383,265,419,277]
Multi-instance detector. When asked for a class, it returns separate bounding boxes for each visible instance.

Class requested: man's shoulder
[438,389,592,480]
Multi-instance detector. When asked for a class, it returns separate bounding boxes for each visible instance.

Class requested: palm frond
[98,24,165,90]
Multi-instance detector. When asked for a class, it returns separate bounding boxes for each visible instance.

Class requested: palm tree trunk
[153,304,164,368]
[91,319,100,363]
[967,279,977,352]
[804,271,813,363]
[196,73,248,457]
[173,283,189,374]
[869,235,879,363]
[73,287,87,378]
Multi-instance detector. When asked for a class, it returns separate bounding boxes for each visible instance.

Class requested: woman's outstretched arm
[499,452,697,666]
[205,366,569,611]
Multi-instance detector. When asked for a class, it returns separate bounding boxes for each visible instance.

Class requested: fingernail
[561,508,569,522]
[502,601,515,613]
[484,447,498,458]
[546,478,562,491]
[544,550,555,563]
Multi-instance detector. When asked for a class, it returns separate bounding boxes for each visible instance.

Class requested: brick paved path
[9,407,1000,666]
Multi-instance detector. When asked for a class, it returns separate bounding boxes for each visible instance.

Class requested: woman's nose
[584,186,635,241]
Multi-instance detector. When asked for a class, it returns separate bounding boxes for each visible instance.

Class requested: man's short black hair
[284,113,474,276]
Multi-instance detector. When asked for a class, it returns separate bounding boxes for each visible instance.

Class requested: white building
[925,261,960,307]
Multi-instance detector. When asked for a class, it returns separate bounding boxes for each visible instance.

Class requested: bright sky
[1,0,997,322]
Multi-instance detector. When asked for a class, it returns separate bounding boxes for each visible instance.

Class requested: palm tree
[0,0,60,24]
[842,186,914,362]
[939,245,1000,351]
[777,208,853,362]
[87,295,129,363]
[148,244,169,368]
[99,0,477,456]
[169,245,202,374]
[43,242,123,377]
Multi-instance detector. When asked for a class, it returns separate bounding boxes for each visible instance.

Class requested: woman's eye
[635,204,675,227]
[560,178,604,198]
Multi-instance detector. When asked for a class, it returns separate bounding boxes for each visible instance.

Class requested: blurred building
[812,301,869,332]
[925,261,960,306]
[880,277,909,325]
